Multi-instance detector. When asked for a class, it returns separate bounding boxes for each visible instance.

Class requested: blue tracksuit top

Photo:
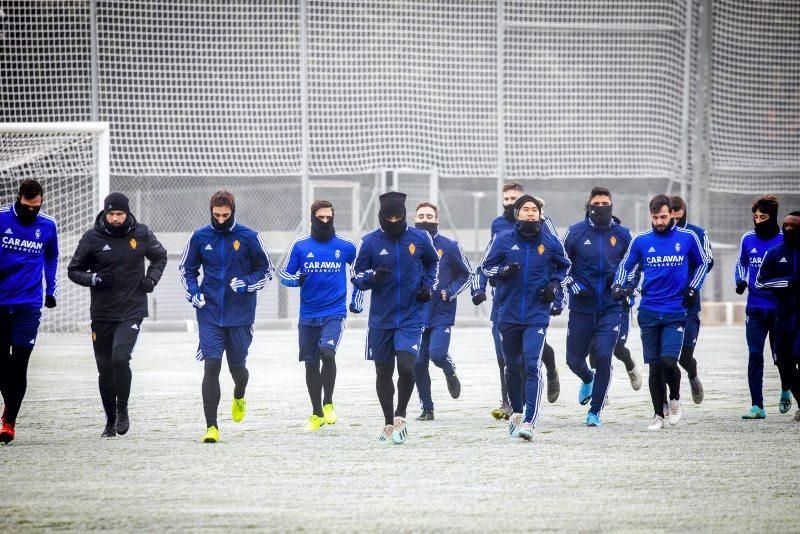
[733,230,783,310]
[0,204,59,306]
[473,215,559,322]
[736,231,782,311]
[481,227,571,326]
[755,242,799,331]
[562,215,632,314]
[352,226,439,329]
[614,224,709,314]
[422,232,472,328]
[179,221,274,326]
[279,234,357,320]
[676,220,714,312]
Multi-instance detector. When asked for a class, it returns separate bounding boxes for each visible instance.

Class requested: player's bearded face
[651,206,671,232]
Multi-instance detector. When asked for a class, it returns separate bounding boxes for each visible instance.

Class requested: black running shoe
[415,409,434,421]
[446,374,461,399]
[115,407,129,435]
[101,424,116,438]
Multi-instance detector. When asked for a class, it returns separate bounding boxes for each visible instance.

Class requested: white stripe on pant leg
[335,318,346,350]
[599,325,622,413]
[530,333,547,427]
[364,328,370,360]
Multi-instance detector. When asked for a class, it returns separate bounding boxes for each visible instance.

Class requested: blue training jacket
[0,204,59,307]
[352,226,439,329]
[562,215,632,314]
[422,232,472,328]
[473,215,560,321]
[179,221,274,326]
[481,227,571,326]
[279,234,357,321]
[736,230,782,311]
[614,223,709,314]
[755,242,799,331]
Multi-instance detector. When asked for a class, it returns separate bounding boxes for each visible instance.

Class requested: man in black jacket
[68,192,168,437]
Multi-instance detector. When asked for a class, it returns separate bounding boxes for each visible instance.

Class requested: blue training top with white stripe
[0,204,59,306]
[735,230,782,310]
[279,234,357,321]
[614,223,709,314]
[422,231,472,328]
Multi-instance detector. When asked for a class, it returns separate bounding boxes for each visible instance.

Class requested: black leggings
[375,351,415,425]
[305,347,337,417]
[201,359,249,428]
[0,345,33,424]
[649,357,681,417]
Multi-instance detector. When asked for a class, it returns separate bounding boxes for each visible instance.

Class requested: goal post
[0,122,111,332]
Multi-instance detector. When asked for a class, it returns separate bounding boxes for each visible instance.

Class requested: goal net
[0,123,109,332]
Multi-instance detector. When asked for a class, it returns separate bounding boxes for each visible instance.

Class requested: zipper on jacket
[597,228,605,311]
[395,240,401,328]
[219,231,226,326]
[522,241,529,321]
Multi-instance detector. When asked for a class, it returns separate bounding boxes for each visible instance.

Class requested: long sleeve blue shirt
[562,215,632,314]
[179,222,274,326]
[352,226,439,329]
[481,228,571,326]
[736,230,782,311]
[0,204,59,306]
[422,232,472,328]
[279,234,357,321]
[614,225,709,314]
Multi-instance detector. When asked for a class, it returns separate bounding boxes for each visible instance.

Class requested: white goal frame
[0,122,111,213]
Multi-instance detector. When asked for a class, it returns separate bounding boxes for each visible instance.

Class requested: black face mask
[104,214,133,237]
[783,227,800,249]
[311,215,335,242]
[211,214,235,232]
[754,218,780,240]
[415,222,438,236]
[380,217,406,238]
[587,204,613,227]
[503,204,516,222]
[15,200,40,225]
[516,220,542,241]
[652,219,676,235]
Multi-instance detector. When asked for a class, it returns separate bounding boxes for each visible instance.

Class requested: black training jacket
[68,211,168,322]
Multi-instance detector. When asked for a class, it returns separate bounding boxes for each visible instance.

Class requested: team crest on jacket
[91,331,96,342]
[674,242,681,252]
[610,235,617,247]
[408,243,416,255]
[233,239,240,251]
[35,228,41,239]
[437,248,443,258]
[129,238,137,249]
[335,249,341,259]
[537,244,545,255]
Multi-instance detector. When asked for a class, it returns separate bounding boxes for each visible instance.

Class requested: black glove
[620,296,631,312]
[139,277,156,293]
[472,291,487,305]
[550,305,562,316]
[417,286,432,302]
[682,287,698,309]
[735,280,747,295]
[349,302,362,314]
[497,262,521,280]
[611,284,628,302]
[372,267,391,285]
[488,278,497,288]
[44,295,57,309]
[298,272,307,286]
[93,273,113,290]
[539,281,559,304]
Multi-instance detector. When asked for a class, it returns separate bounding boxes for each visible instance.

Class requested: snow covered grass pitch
[3,326,797,530]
